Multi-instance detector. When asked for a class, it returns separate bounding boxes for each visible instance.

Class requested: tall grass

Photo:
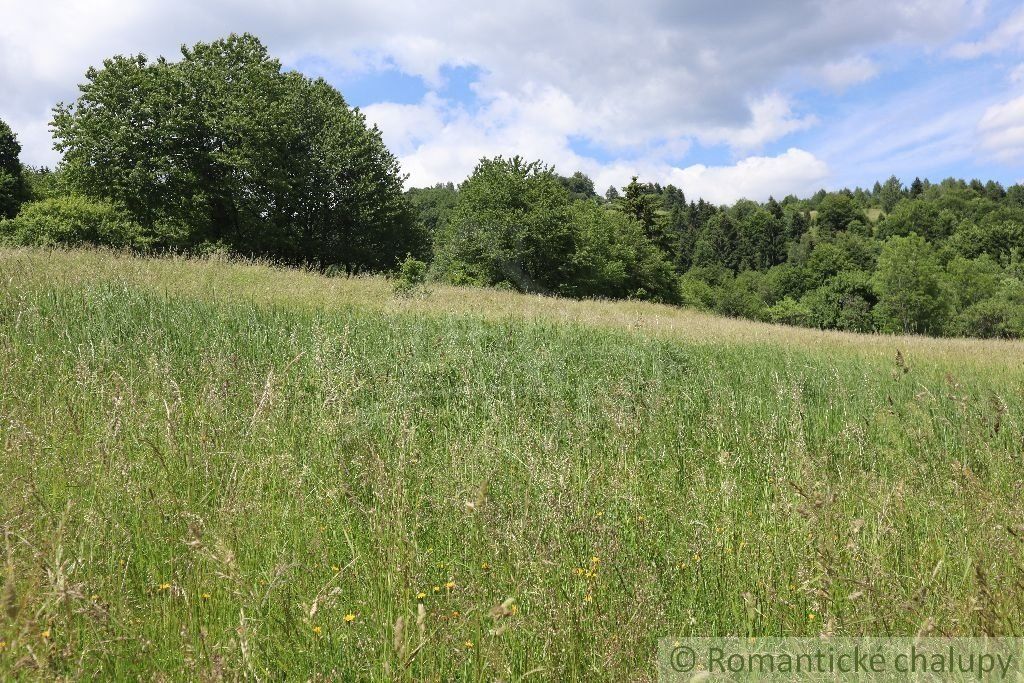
[1,248,1022,680]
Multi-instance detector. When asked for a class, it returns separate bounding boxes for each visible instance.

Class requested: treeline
[410,170,1024,338]
[2,34,1023,339]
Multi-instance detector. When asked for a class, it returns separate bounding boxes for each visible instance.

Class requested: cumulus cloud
[665,149,830,205]
[0,0,1000,197]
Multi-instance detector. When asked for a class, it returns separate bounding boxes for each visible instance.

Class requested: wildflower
[201,593,211,600]
[481,562,491,570]
[416,591,427,600]
[344,613,356,623]
[583,594,593,603]
[464,639,474,649]
[312,625,322,635]
[808,613,816,621]
[0,640,6,650]
[41,629,51,639]
[331,565,340,573]
[574,567,586,576]
[158,582,171,591]
[90,594,99,601]
[445,580,456,591]
[432,585,441,593]
[590,556,600,565]
[509,604,519,616]
[451,610,460,618]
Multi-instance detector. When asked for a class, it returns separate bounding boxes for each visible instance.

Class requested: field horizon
[2,247,1023,680]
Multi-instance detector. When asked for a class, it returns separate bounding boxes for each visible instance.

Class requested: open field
[1,248,1023,680]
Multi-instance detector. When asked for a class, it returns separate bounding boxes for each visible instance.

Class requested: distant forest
[2,34,1023,339]
[410,167,1024,338]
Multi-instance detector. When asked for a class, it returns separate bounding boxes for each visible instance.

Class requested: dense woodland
[2,34,1023,339]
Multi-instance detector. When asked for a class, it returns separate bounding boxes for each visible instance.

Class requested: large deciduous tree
[51,33,422,270]
[872,234,947,334]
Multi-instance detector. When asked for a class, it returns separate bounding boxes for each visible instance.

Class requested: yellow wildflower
[509,604,518,615]
[158,582,171,591]
[344,613,356,623]
[464,640,474,649]
[574,567,586,576]
[808,613,816,621]
[445,580,456,591]
[590,556,600,565]
[331,565,340,573]
[583,594,593,603]
[432,585,441,593]
[416,591,427,600]
[41,629,51,639]
[481,562,491,570]
[312,625,322,635]
[201,593,211,600]
[451,610,460,618]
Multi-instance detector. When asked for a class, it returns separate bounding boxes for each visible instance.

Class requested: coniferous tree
[909,177,924,198]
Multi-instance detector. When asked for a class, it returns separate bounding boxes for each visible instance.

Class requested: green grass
[1,248,1023,680]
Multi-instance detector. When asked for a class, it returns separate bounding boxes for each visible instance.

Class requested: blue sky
[3,0,1024,203]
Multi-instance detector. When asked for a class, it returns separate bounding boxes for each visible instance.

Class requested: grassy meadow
[1,247,1023,680]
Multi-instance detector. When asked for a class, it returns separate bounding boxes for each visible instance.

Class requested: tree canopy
[49,33,422,269]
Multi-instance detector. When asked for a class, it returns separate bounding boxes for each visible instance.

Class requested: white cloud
[819,56,880,91]
[697,94,819,152]
[978,94,1024,162]
[666,149,829,205]
[0,0,997,195]
[950,5,1024,58]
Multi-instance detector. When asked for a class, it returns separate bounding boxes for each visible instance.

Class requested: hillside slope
[1,248,1022,680]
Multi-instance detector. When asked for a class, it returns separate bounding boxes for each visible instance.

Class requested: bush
[393,255,429,298]
[0,197,151,249]
[766,297,812,327]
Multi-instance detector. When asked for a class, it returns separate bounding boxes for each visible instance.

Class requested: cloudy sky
[2,0,1023,203]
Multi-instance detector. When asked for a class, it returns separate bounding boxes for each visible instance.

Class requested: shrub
[393,255,429,298]
[0,196,151,249]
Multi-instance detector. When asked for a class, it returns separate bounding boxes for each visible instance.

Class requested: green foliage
[432,157,677,302]
[51,33,419,269]
[800,270,876,332]
[393,255,430,298]
[816,193,865,234]
[878,175,905,213]
[558,171,597,202]
[563,200,678,302]
[0,119,30,218]
[0,196,151,249]
[948,279,1024,338]
[765,296,812,326]
[432,156,575,292]
[22,166,65,201]
[873,234,948,334]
